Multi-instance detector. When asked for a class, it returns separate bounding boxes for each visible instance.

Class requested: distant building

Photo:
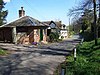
[59,24,68,39]
[43,21,62,36]
[43,21,68,40]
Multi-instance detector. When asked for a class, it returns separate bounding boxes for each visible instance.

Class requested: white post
[61,69,65,75]
[74,47,76,61]
[80,38,84,45]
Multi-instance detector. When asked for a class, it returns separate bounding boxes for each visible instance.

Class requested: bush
[77,41,94,56]
[49,32,55,42]
[49,32,59,42]
[66,55,100,75]
[81,31,94,41]
[55,32,59,40]
[68,31,75,37]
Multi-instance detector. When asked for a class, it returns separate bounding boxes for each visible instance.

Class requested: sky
[3,0,81,25]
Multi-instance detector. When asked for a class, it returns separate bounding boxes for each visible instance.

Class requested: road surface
[0,35,81,75]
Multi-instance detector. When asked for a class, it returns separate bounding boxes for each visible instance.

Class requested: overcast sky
[4,0,81,25]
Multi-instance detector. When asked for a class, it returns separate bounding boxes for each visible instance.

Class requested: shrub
[49,32,55,42]
[66,55,100,75]
[81,31,94,42]
[49,32,59,42]
[54,32,59,40]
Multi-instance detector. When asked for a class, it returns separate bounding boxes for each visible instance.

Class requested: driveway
[0,35,81,75]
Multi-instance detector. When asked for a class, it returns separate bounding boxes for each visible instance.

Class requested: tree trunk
[99,0,100,20]
[93,0,98,45]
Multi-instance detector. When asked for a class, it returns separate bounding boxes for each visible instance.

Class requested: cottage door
[40,29,43,41]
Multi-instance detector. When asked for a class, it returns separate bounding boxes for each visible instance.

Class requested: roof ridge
[0,16,49,28]
[1,16,29,27]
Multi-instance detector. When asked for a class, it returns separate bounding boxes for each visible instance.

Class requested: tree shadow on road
[0,38,81,75]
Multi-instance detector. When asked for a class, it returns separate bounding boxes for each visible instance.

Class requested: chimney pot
[21,7,23,10]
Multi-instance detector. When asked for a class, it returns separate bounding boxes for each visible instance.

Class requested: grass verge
[54,38,100,75]
[0,48,8,55]
[66,38,100,75]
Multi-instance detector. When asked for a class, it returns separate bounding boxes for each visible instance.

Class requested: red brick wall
[16,26,48,44]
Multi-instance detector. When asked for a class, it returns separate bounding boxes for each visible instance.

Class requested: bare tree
[68,0,93,17]
[68,0,99,45]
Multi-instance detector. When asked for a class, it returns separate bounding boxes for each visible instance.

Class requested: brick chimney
[19,7,25,17]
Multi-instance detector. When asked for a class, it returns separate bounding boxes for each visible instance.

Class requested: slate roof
[0,16,49,28]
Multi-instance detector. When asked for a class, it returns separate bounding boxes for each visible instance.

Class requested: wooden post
[12,27,17,44]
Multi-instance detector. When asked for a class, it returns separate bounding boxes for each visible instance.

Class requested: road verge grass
[66,38,100,75]
[0,48,8,55]
[54,38,100,75]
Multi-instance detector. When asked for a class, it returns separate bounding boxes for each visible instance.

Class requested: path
[0,35,81,75]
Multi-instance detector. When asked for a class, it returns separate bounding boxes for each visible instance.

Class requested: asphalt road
[0,35,81,75]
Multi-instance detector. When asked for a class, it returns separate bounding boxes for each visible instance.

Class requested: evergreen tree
[0,0,8,25]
